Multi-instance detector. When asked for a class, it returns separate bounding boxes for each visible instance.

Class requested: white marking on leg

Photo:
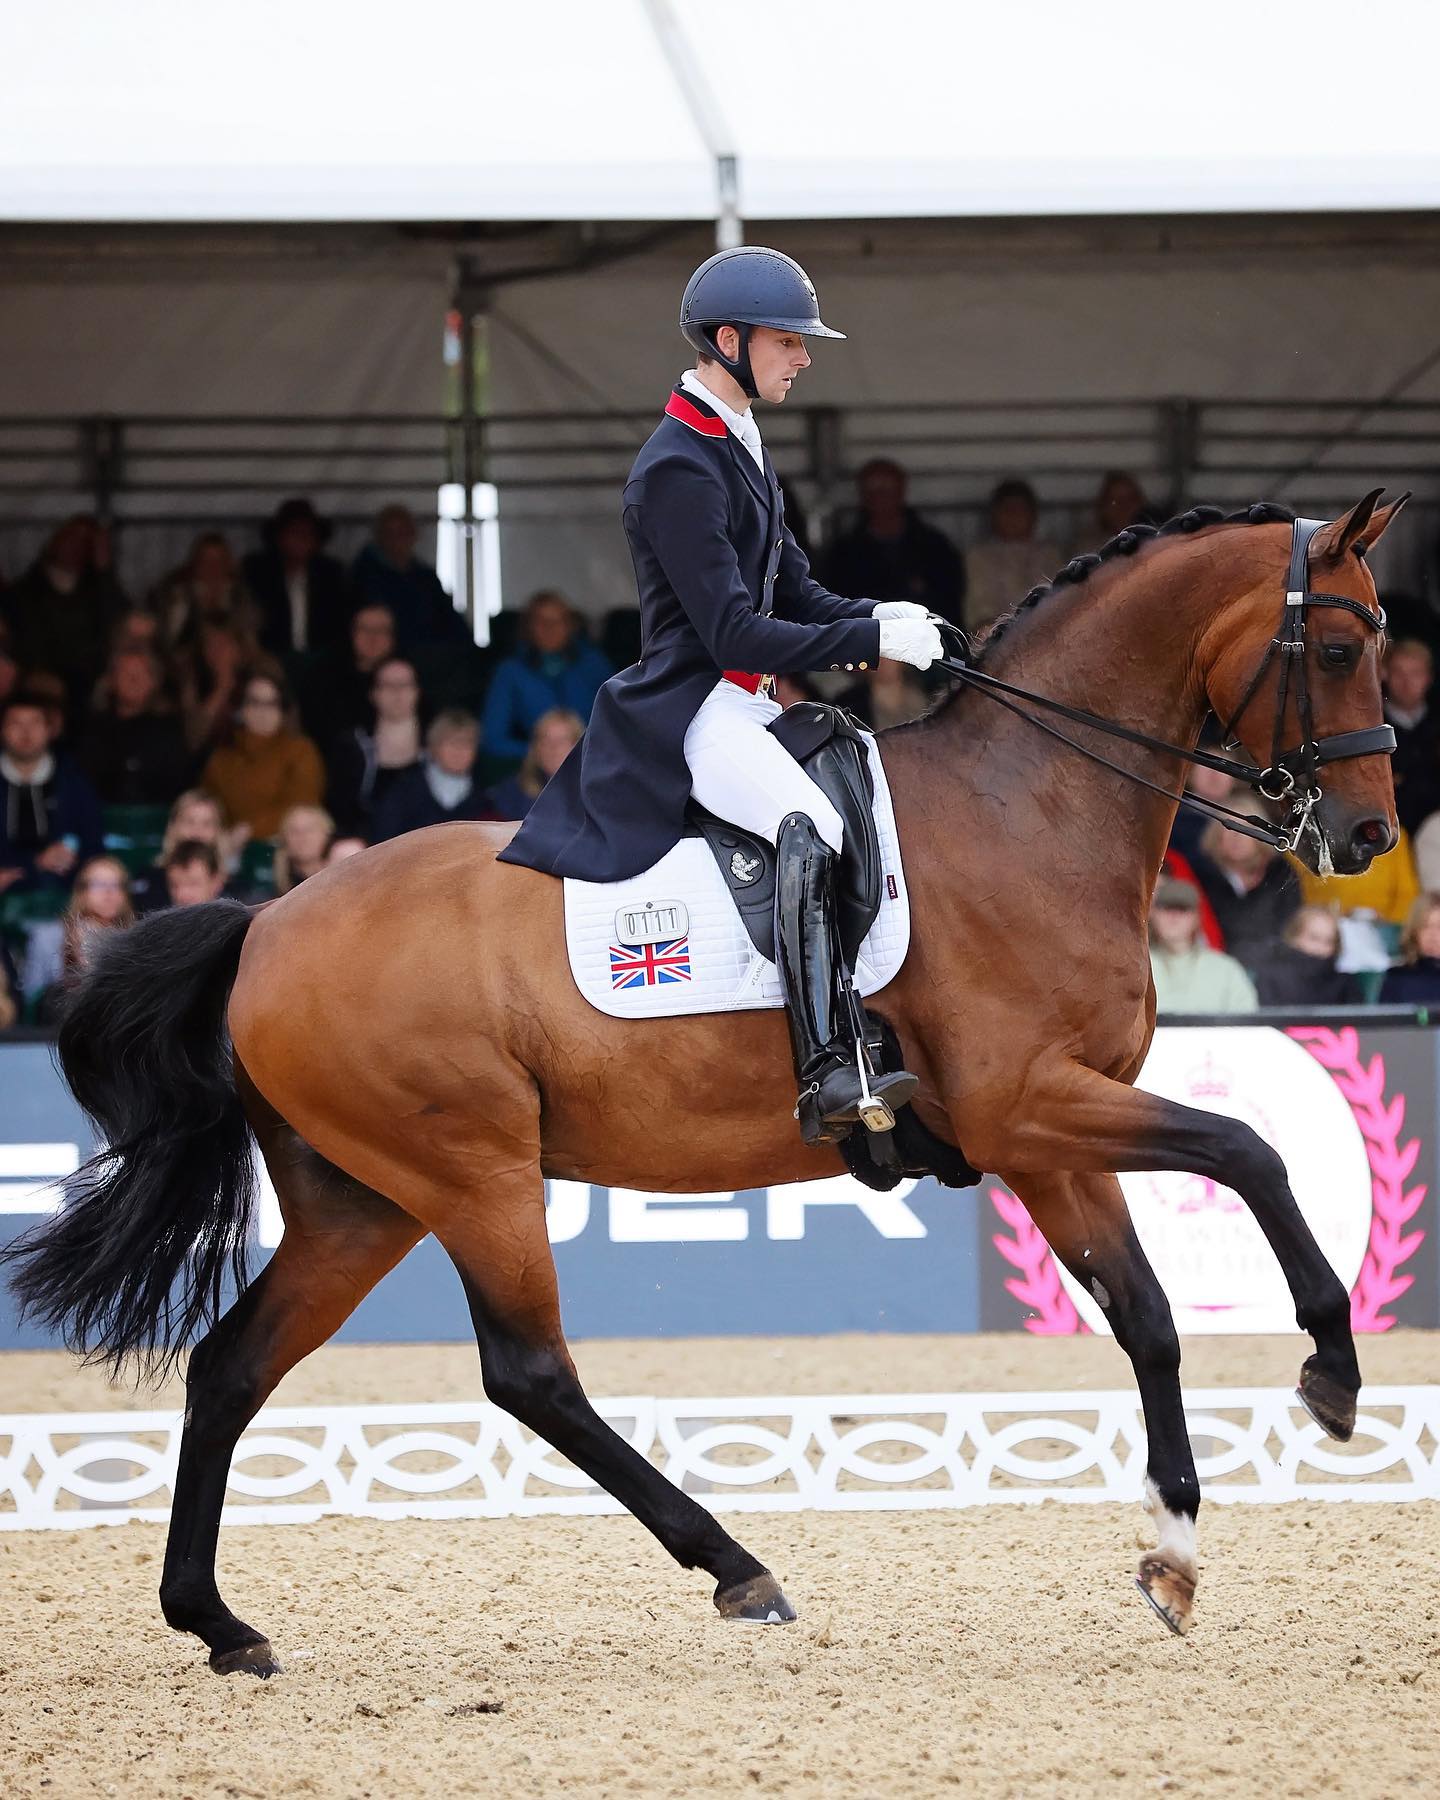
[1143,1475,1197,1577]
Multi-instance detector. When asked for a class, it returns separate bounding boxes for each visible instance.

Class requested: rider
[499,246,946,1143]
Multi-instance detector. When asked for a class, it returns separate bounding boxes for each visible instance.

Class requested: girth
[687,702,882,964]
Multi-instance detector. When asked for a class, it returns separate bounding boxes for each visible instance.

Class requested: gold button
[858,662,869,671]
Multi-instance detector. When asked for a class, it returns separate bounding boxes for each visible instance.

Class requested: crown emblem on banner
[1186,1053,1232,1099]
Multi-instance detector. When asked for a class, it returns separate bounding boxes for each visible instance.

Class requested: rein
[934,517,1393,855]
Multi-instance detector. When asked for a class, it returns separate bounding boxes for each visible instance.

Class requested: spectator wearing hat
[243,498,352,656]
[1149,876,1258,1014]
[817,458,966,629]
[963,480,1063,627]
[371,709,500,841]
[351,505,467,649]
[481,591,612,764]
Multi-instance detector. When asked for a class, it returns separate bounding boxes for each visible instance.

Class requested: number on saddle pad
[561,707,911,1022]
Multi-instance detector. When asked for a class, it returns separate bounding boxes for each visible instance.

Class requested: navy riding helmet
[680,246,844,398]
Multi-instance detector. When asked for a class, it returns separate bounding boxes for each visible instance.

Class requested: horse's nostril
[1357,819,1387,846]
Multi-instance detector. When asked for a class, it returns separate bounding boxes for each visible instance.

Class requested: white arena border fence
[2,1387,1437,1531]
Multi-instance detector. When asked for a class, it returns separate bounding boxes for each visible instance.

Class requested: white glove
[878,618,946,670]
[871,600,931,621]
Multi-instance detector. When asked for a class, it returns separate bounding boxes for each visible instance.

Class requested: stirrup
[852,1041,896,1134]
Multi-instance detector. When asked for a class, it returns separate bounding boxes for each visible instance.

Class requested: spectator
[1248,906,1363,1007]
[201,672,324,841]
[177,618,277,757]
[818,459,966,628]
[325,655,425,837]
[1149,877,1258,1014]
[0,515,127,710]
[325,835,367,866]
[273,803,335,894]
[161,838,228,909]
[76,645,191,806]
[836,658,929,732]
[1382,639,1440,833]
[33,854,133,1024]
[0,693,104,898]
[486,708,584,820]
[1191,820,1301,962]
[1160,847,1224,948]
[481,591,612,763]
[242,498,352,655]
[300,603,397,747]
[371,709,500,841]
[1297,825,1420,926]
[0,642,18,709]
[1412,806,1440,893]
[1379,893,1440,1005]
[1070,470,1153,553]
[150,531,260,650]
[1169,761,1236,864]
[132,791,237,912]
[351,504,466,648]
[963,480,1063,625]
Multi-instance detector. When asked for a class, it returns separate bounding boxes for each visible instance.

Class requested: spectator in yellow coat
[201,672,324,841]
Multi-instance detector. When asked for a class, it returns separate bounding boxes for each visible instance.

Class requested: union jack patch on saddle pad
[609,936,692,989]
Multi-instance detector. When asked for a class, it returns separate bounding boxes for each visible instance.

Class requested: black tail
[1,900,257,1379]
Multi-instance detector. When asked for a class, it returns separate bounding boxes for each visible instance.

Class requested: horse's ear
[1313,488,1410,562]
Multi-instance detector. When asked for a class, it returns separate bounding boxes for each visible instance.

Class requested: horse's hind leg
[433,1176,795,1623]
[159,1101,423,1676]
[1000,1168,1200,1635]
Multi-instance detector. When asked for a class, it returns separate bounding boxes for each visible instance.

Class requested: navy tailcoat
[498,385,882,882]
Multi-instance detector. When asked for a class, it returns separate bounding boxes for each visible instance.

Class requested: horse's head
[1202,489,1410,877]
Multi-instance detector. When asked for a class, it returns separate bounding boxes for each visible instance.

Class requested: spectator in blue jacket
[0,693,105,898]
[481,590,611,764]
[351,505,468,649]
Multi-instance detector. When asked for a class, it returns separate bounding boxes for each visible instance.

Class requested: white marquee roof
[3,0,1438,223]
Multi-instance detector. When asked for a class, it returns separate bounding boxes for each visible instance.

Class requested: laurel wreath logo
[989,1024,1426,1335]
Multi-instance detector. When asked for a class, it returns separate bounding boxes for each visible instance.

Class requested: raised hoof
[714,1573,797,1624]
[209,1638,281,1678]
[1135,1556,1195,1637]
[1296,1359,1357,1443]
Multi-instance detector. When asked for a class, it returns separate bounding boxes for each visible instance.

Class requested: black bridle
[934,516,1393,854]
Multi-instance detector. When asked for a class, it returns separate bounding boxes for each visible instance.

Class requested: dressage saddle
[685,702,883,964]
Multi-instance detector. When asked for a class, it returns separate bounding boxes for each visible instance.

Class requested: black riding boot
[774,812,918,1147]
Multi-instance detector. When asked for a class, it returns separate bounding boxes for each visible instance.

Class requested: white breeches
[683,678,844,853]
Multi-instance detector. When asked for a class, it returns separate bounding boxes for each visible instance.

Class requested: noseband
[936,515,1393,855]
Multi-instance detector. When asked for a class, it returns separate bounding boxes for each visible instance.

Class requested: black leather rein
[933,516,1393,855]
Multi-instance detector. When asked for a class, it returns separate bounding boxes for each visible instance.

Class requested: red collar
[664,388,727,438]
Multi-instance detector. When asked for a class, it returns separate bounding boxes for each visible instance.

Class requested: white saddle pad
[563,733,910,1019]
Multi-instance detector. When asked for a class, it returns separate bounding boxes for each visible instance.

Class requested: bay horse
[4,489,1406,1677]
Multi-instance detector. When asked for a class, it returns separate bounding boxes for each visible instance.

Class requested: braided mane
[975,500,1297,665]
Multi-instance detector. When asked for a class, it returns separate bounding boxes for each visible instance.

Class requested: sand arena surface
[2,1330,1438,1800]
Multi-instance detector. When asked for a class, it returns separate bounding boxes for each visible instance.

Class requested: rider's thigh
[684,687,844,853]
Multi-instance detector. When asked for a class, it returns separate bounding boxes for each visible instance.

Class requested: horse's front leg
[997,1168,1199,1633]
[962,1061,1361,1432]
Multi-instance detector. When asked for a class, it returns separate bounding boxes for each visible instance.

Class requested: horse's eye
[1321,644,1353,669]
